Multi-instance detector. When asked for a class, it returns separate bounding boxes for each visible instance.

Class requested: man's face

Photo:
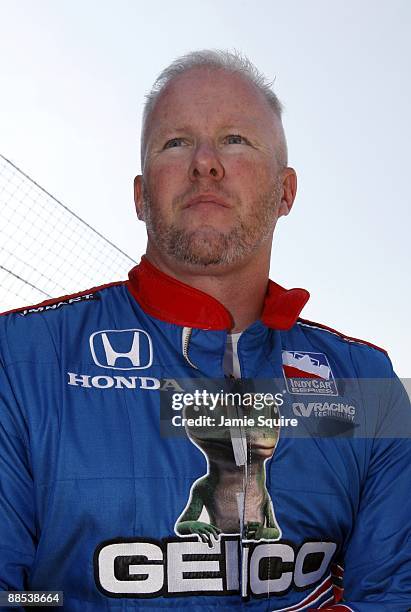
[135,67,295,270]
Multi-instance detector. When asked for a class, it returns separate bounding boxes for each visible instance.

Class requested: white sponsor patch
[282,351,338,396]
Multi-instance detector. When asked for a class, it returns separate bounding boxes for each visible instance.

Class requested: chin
[185,229,245,263]
[175,240,233,267]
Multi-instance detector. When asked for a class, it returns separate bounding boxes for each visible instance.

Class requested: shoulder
[0,280,126,364]
[296,317,387,355]
[291,317,393,378]
[0,280,125,319]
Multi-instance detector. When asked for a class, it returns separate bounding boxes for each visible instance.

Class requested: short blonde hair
[140,48,288,169]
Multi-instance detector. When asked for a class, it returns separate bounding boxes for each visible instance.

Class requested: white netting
[0,154,137,312]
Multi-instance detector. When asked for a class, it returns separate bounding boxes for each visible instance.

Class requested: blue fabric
[0,282,410,611]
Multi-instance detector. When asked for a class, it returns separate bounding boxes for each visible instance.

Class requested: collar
[127,256,309,331]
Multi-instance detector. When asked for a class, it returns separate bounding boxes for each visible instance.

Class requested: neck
[145,244,271,332]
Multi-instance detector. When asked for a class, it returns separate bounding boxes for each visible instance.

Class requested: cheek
[146,160,187,199]
[227,158,274,192]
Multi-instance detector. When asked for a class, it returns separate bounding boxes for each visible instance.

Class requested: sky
[0,0,410,376]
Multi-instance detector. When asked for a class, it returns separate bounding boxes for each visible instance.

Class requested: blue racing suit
[0,256,410,611]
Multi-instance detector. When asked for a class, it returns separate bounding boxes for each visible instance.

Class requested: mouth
[184,194,230,209]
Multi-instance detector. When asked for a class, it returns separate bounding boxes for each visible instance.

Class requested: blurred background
[0,0,409,375]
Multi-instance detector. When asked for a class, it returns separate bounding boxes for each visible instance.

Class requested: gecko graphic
[175,392,281,546]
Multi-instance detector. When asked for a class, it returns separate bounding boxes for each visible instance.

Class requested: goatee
[142,182,281,267]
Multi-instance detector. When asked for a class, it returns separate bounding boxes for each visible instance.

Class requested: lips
[184,194,230,209]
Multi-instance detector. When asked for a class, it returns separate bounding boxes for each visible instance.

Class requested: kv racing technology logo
[292,401,356,422]
[282,351,338,396]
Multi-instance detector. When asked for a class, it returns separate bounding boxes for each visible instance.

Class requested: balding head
[140,49,288,172]
[134,53,297,274]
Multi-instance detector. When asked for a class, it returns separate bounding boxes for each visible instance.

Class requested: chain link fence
[0,154,137,312]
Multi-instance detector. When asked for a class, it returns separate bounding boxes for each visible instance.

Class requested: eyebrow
[154,126,192,139]
[153,123,255,141]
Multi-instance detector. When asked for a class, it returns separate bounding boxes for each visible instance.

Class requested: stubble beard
[142,182,282,268]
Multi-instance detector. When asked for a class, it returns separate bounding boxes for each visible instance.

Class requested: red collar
[127,256,309,331]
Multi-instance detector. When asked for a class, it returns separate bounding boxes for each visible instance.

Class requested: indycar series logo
[282,350,338,396]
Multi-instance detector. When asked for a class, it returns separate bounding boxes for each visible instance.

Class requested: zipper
[181,326,198,370]
[181,326,251,599]
[229,336,249,599]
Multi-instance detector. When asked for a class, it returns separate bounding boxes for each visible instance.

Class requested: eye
[224,134,249,145]
[164,138,186,149]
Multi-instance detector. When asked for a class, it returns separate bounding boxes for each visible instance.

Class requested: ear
[277,167,297,218]
[134,175,145,221]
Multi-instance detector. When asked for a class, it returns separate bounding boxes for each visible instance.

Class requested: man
[0,49,410,611]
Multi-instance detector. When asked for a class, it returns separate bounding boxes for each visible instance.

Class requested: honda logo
[90,329,153,370]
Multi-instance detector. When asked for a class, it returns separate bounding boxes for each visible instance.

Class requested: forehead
[148,67,277,136]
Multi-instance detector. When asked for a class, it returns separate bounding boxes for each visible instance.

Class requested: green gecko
[175,398,281,546]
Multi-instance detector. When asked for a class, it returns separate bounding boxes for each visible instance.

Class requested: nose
[188,142,225,182]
